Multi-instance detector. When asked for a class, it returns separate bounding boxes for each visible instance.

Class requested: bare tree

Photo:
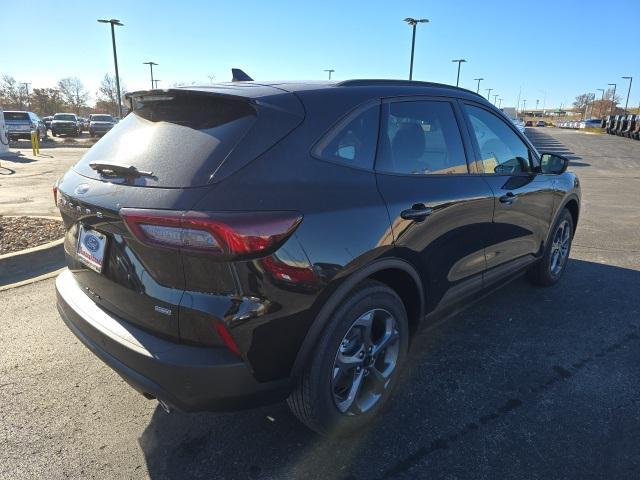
[0,74,24,109]
[30,88,66,116]
[96,74,126,116]
[57,77,89,114]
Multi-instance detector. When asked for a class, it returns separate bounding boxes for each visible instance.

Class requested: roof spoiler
[231,68,254,82]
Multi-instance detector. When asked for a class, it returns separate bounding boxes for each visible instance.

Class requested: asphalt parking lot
[1,128,639,479]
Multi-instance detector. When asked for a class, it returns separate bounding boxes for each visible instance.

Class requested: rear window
[91,115,113,122]
[54,114,76,121]
[4,112,29,121]
[74,92,257,187]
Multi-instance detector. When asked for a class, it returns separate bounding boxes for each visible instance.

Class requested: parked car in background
[43,116,53,130]
[536,121,546,127]
[51,113,80,137]
[525,120,533,127]
[55,79,580,435]
[3,110,47,141]
[88,114,116,137]
[582,119,603,129]
[78,117,88,132]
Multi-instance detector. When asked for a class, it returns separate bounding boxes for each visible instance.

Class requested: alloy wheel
[331,308,400,415]
[550,219,571,276]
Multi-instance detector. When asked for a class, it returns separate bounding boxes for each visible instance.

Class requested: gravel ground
[0,216,65,255]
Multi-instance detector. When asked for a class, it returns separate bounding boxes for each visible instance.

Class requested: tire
[52,131,57,137]
[287,280,409,436]
[527,208,574,286]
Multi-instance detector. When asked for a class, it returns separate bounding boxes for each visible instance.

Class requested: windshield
[54,114,76,121]
[4,112,29,121]
[91,115,113,122]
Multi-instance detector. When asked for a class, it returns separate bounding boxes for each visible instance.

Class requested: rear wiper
[89,162,153,177]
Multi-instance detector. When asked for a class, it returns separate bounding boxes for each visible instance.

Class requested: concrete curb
[0,237,65,288]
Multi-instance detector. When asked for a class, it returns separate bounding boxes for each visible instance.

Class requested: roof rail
[336,79,483,98]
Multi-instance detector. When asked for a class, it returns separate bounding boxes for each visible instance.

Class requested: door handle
[400,204,433,221]
[499,192,517,205]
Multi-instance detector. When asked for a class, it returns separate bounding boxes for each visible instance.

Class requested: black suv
[55,80,580,435]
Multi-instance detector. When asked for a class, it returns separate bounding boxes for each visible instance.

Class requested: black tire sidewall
[306,282,409,435]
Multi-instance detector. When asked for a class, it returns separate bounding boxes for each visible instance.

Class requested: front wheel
[288,280,409,436]
[527,208,574,286]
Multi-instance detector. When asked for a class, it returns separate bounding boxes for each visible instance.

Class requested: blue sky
[3,0,639,109]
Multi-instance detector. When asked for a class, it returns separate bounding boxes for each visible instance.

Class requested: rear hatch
[57,86,304,342]
[4,111,31,133]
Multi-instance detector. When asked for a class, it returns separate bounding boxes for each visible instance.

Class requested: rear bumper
[55,269,293,411]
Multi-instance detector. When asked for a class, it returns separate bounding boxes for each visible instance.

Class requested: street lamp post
[98,19,124,118]
[497,98,503,108]
[143,61,158,90]
[608,83,617,115]
[522,99,527,113]
[473,77,483,94]
[153,79,161,89]
[485,87,493,101]
[622,76,633,114]
[404,17,429,81]
[451,59,466,87]
[324,69,335,80]
[21,82,31,110]
[535,99,539,111]
[596,88,605,117]
[493,94,498,105]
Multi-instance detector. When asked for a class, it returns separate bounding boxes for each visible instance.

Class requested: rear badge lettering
[154,306,172,316]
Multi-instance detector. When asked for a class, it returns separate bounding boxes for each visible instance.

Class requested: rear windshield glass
[54,114,76,121]
[4,112,29,121]
[74,92,256,187]
[91,115,113,122]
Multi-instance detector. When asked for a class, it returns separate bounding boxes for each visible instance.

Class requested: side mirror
[540,153,569,175]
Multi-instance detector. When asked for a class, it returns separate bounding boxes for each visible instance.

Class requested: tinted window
[54,114,76,121]
[74,93,257,187]
[314,104,379,170]
[376,100,468,175]
[465,105,532,175]
[4,112,29,121]
[91,115,114,122]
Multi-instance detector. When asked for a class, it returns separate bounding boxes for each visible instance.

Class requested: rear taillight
[120,208,302,259]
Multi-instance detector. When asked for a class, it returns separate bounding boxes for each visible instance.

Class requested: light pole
[493,94,498,105]
[21,82,31,110]
[535,99,539,112]
[497,98,503,108]
[622,76,633,114]
[153,79,161,89]
[485,87,493,101]
[404,17,429,81]
[324,69,335,80]
[522,99,527,113]
[207,75,216,84]
[474,77,483,94]
[98,19,124,118]
[143,61,158,90]
[596,88,605,117]
[451,59,466,87]
[608,83,617,115]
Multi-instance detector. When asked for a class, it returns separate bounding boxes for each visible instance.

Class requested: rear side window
[465,105,532,175]
[4,112,29,121]
[313,104,379,170]
[376,100,468,175]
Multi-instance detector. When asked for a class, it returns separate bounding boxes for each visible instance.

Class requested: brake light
[120,208,302,258]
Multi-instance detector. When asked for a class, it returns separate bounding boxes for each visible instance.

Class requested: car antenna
[231,68,254,82]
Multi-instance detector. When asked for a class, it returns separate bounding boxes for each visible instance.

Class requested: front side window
[465,105,532,175]
[313,104,379,170]
[376,100,468,175]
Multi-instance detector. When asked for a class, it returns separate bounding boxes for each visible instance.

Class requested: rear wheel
[527,208,574,286]
[288,280,409,436]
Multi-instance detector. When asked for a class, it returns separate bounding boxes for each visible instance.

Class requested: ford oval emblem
[84,234,100,252]
[74,183,90,195]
